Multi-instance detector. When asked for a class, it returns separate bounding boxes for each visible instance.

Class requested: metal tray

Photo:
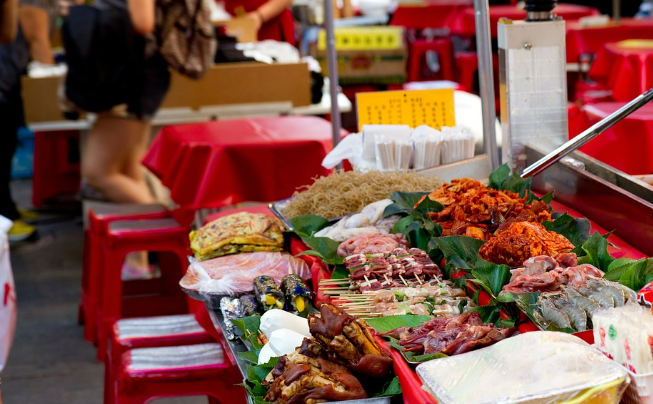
[269,198,350,232]
[208,304,393,404]
[268,198,295,230]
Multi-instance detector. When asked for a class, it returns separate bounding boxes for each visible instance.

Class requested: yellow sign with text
[356,88,456,131]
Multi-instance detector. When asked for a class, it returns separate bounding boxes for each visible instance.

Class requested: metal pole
[522,87,653,178]
[613,0,621,24]
[473,0,499,171]
[324,0,342,148]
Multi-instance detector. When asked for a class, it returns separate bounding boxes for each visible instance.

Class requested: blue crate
[11,126,34,179]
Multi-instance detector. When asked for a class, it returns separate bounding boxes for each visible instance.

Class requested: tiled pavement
[1,180,204,404]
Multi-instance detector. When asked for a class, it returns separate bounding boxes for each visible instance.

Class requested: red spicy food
[383,312,516,356]
[343,247,442,292]
[502,253,604,294]
[337,233,409,257]
[264,353,367,404]
[478,222,575,267]
[419,178,551,240]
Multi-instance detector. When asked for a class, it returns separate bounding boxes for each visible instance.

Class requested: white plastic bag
[0,216,16,373]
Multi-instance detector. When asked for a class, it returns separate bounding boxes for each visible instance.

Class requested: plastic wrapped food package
[416,332,628,404]
[179,253,310,296]
[593,302,653,374]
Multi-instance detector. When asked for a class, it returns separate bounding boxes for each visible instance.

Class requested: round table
[568,101,653,175]
[143,116,343,210]
[456,3,599,37]
[589,39,653,102]
[566,18,653,63]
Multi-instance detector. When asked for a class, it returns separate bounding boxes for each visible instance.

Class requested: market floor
[1,179,204,404]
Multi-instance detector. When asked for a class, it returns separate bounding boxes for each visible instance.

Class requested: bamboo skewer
[415,275,423,285]
[399,274,408,286]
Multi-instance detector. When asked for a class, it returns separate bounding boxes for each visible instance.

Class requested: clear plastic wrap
[416,331,629,404]
[179,252,311,297]
[593,302,653,374]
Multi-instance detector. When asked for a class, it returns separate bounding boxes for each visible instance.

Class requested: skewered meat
[419,178,552,240]
[337,233,409,257]
[308,303,392,379]
[264,353,367,404]
[479,222,574,267]
[344,248,442,286]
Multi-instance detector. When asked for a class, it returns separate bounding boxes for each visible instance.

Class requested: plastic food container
[621,369,653,404]
[416,332,629,404]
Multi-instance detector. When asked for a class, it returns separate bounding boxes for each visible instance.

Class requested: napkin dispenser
[498,0,568,171]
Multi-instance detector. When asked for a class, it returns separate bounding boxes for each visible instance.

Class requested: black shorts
[109,53,171,121]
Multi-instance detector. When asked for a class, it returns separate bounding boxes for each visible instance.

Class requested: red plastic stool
[407,38,454,82]
[81,202,171,343]
[32,130,81,208]
[455,51,479,93]
[96,217,192,362]
[110,343,246,404]
[105,314,215,403]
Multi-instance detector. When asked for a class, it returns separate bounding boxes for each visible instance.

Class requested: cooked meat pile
[420,178,551,240]
[337,233,409,257]
[383,312,516,356]
[264,353,367,404]
[478,222,575,267]
[343,247,442,292]
[264,303,393,403]
[306,303,393,379]
[501,254,604,294]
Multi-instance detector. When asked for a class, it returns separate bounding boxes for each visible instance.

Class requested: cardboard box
[315,48,407,85]
[162,62,311,109]
[21,75,66,123]
[214,17,257,43]
[21,62,311,123]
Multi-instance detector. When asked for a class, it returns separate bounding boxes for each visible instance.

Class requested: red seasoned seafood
[419,178,551,240]
[478,222,574,267]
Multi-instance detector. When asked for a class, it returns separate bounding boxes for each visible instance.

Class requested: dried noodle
[282,170,442,219]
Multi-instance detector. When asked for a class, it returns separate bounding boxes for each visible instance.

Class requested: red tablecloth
[589,40,653,102]
[390,2,470,31]
[143,116,343,210]
[456,3,599,37]
[566,18,653,63]
[568,101,653,175]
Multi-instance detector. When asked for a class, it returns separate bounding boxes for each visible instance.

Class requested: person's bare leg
[82,115,154,274]
[82,115,155,204]
[119,120,153,272]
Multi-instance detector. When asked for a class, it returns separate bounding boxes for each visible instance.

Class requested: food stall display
[179,163,653,404]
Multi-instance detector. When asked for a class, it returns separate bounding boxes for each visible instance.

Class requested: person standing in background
[0,0,18,43]
[78,0,170,279]
[0,0,58,240]
[224,0,295,45]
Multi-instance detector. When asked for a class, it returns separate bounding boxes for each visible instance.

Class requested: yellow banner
[356,88,456,130]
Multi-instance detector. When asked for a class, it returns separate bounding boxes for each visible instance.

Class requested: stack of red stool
[104,313,220,403]
[80,202,172,343]
[109,342,245,404]
[95,217,192,361]
[407,38,454,82]
[32,129,81,208]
